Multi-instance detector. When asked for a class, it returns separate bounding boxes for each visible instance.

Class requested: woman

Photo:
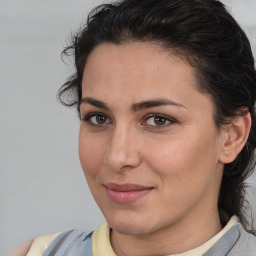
[12,0,256,255]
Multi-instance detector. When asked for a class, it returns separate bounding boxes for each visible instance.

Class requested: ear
[218,112,251,164]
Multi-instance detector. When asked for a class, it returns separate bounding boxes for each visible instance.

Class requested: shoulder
[203,222,256,256]
[42,230,93,255]
[9,233,58,256]
[9,240,34,256]
[9,225,102,256]
[26,233,59,256]
[235,223,256,254]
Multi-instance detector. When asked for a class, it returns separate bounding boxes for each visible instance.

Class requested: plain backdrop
[1,0,256,255]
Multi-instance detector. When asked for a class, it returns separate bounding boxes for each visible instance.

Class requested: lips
[104,183,153,204]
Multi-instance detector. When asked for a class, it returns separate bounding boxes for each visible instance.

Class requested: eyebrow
[131,98,187,112]
[80,97,109,110]
[80,97,187,112]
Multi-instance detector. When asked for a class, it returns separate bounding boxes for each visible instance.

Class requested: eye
[81,112,111,126]
[143,114,175,127]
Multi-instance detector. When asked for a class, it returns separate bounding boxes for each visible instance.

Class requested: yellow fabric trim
[26,233,59,256]
[92,216,238,256]
[92,222,116,256]
[26,216,237,256]
[170,216,238,256]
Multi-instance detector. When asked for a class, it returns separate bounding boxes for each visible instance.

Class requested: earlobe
[219,112,251,164]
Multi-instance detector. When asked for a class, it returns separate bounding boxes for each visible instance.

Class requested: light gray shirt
[42,223,256,256]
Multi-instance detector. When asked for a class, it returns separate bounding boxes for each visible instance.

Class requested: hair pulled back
[58,0,256,227]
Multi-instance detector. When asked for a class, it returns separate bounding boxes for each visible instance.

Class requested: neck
[111,210,222,256]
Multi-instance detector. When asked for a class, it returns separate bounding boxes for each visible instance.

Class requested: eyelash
[142,113,176,127]
[81,112,176,128]
[81,112,111,127]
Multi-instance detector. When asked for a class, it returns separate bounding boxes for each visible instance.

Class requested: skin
[9,240,33,256]
[79,42,227,255]
[12,42,251,256]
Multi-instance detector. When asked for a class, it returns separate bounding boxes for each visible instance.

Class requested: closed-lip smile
[104,183,153,204]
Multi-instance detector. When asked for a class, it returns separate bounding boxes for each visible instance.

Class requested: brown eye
[154,116,167,125]
[82,112,111,126]
[96,115,107,124]
[143,114,175,127]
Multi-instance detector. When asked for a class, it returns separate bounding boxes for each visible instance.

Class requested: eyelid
[81,112,111,126]
[142,113,176,126]
[81,112,176,128]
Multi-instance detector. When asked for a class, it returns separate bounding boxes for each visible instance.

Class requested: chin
[111,221,151,236]
[105,210,159,236]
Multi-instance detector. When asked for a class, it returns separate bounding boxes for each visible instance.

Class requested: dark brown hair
[58,0,256,228]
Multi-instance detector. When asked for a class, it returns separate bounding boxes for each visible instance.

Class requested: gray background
[1,0,256,255]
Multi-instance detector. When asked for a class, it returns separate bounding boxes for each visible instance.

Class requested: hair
[58,0,256,228]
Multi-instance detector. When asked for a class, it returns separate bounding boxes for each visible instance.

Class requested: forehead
[81,42,214,114]
[83,43,194,91]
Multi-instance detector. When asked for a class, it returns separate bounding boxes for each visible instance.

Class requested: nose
[104,125,142,172]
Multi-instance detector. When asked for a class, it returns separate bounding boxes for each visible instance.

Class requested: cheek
[79,129,107,179]
[145,130,220,188]
[144,135,220,217]
[145,137,189,174]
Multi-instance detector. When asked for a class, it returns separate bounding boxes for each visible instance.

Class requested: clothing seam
[45,230,74,256]
[64,232,84,256]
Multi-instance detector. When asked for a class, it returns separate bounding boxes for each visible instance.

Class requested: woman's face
[79,42,225,236]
